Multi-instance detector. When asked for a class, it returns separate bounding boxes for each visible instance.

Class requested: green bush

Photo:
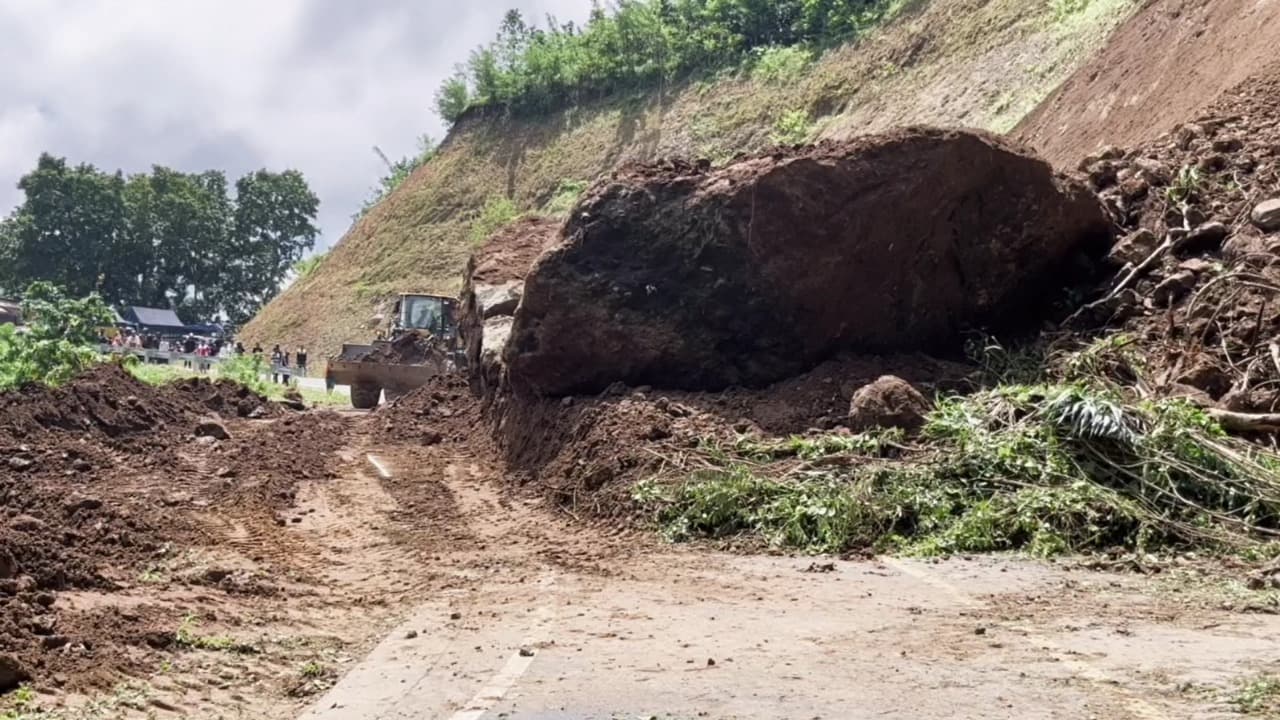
[750,45,814,83]
[216,355,270,396]
[0,282,113,391]
[770,109,813,146]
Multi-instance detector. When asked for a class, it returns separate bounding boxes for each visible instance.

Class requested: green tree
[0,155,320,325]
[224,170,320,324]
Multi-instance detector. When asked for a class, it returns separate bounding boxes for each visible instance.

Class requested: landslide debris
[504,128,1111,396]
[1073,62,1280,412]
[0,364,346,692]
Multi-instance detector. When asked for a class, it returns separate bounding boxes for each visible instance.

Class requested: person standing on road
[296,347,308,377]
[270,345,283,384]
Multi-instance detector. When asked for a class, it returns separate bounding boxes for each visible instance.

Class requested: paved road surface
[292,450,1280,720]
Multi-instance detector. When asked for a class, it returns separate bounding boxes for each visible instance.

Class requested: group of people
[107,330,229,359]
[231,343,309,384]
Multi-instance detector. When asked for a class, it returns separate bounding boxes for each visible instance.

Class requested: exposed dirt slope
[1015,0,1280,167]
[242,0,1137,361]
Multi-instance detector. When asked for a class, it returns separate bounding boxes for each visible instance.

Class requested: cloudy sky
[0,0,587,251]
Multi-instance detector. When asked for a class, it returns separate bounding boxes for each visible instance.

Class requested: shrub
[542,180,589,217]
[770,109,813,146]
[751,45,814,84]
[0,281,113,390]
[216,355,270,396]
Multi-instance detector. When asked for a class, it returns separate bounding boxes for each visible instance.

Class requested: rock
[0,654,31,693]
[1108,229,1159,266]
[1177,258,1215,275]
[1153,271,1197,306]
[214,467,236,479]
[1086,159,1118,189]
[1222,234,1272,265]
[1198,154,1229,173]
[63,494,103,513]
[247,406,270,420]
[0,549,17,579]
[1118,176,1149,201]
[10,515,44,532]
[1174,222,1229,255]
[1212,137,1244,153]
[6,456,34,471]
[473,281,524,319]
[194,420,231,440]
[848,376,930,432]
[1176,362,1232,399]
[505,129,1110,394]
[1252,199,1280,232]
[405,630,419,640]
[1165,383,1213,407]
[41,636,70,650]
[71,458,92,473]
[1132,158,1170,185]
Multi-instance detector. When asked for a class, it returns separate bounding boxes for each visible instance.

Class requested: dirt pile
[504,127,1110,396]
[488,354,972,512]
[377,373,481,447]
[0,364,196,440]
[1073,62,1280,410]
[0,364,348,692]
[352,331,446,365]
[169,376,281,418]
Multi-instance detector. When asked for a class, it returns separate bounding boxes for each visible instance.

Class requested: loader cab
[393,294,458,340]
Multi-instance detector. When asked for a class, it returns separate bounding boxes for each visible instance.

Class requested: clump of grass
[1166,164,1204,206]
[175,614,258,654]
[750,45,814,84]
[1051,0,1091,21]
[770,109,813,146]
[542,179,589,217]
[1231,675,1280,715]
[469,195,519,245]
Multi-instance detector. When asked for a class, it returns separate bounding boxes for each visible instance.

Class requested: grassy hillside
[241,0,1137,360]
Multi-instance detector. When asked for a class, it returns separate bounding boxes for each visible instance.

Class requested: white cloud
[0,0,587,250]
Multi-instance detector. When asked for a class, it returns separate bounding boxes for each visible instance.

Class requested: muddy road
[16,405,1276,720]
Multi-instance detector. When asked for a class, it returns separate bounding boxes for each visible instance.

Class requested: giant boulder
[505,128,1111,395]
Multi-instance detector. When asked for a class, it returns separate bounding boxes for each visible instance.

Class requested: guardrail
[98,346,309,379]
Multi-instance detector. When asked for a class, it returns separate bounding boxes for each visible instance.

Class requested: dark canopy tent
[121,306,186,334]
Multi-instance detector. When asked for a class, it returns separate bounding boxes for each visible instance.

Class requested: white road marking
[882,558,1169,720]
[366,453,392,479]
[447,575,557,720]
[361,450,554,720]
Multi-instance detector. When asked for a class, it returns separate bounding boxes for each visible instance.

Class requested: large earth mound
[504,127,1111,396]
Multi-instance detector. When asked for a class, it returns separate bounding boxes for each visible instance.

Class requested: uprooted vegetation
[633,338,1280,557]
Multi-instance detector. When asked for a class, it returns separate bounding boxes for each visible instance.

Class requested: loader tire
[351,382,381,410]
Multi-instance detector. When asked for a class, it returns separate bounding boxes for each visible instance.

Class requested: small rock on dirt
[1174,222,1229,255]
[1153,270,1197,306]
[1253,199,1280,232]
[519,647,535,657]
[0,654,31,693]
[6,456,34,471]
[9,515,44,532]
[404,630,418,640]
[848,376,930,432]
[194,420,231,440]
[1108,229,1158,266]
[449,612,462,620]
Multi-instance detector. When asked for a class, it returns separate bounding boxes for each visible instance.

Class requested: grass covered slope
[242,0,1138,360]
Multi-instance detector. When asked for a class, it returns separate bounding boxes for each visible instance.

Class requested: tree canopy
[0,154,319,325]
[435,0,897,124]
